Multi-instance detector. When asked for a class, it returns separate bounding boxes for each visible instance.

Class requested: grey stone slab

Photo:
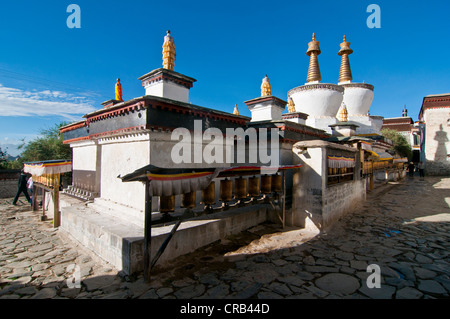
[315,273,360,295]
[232,282,262,299]
[414,267,437,280]
[31,288,57,299]
[305,284,329,298]
[14,286,39,295]
[418,280,447,295]
[359,284,396,299]
[174,284,206,299]
[257,291,283,299]
[396,287,423,299]
[156,287,174,298]
[83,275,118,292]
[278,275,305,288]
[267,282,292,296]
[199,284,230,299]
[304,265,339,273]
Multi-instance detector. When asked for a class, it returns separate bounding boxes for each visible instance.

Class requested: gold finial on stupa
[338,35,353,83]
[337,102,348,122]
[306,33,322,83]
[162,30,176,71]
[115,78,123,101]
[233,104,239,115]
[261,74,272,96]
[287,97,296,113]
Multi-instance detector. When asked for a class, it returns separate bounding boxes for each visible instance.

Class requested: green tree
[0,147,8,169]
[20,122,72,163]
[380,128,412,159]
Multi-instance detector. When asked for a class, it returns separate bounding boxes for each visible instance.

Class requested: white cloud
[0,84,97,120]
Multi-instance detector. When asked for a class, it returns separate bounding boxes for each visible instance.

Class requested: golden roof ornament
[287,97,296,113]
[338,35,353,83]
[306,33,322,83]
[233,104,239,115]
[162,30,176,71]
[115,78,123,101]
[261,74,272,96]
[337,102,348,122]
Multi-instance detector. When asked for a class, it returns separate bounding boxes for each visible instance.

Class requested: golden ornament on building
[261,74,272,96]
[162,30,176,71]
[233,104,239,115]
[115,78,123,101]
[338,35,353,83]
[306,33,322,83]
[337,102,348,122]
[287,97,296,113]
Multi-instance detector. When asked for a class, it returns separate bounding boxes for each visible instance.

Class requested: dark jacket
[18,173,29,189]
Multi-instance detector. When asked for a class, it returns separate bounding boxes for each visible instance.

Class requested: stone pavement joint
[0,177,449,299]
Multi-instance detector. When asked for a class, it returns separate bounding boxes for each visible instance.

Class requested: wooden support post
[281,170,286,229]
[32,185,38,211]
[40,189,46,221]
[143,181,152,283]
[53,174,60,228]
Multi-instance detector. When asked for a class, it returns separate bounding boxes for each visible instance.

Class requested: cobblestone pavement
[1,176,449,299]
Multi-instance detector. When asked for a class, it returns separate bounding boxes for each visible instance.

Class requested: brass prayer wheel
[160,195,175,213]
[181,191,196,209]
[248,176,260,197]
[261,175,272,194]
[202,182,215,205]
[235,177,247,199]
[220,179,233,202]
[272,174,282,193]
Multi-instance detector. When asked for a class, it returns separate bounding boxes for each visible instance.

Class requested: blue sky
[1,0,449,156]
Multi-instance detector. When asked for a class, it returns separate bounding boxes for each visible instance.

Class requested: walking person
[418,161,425,180]
[12,169,31,205]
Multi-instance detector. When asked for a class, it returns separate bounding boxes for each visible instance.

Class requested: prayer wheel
[181,191,196,209]
[248,176,260,197]
[235,177,247,200]
[219,179,233,202]
[202,182,215,205]
[272,174,282,193]
[261,175,272,194]
[160,195,175,213]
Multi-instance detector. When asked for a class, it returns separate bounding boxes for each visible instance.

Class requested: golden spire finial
[287,97,296,113]
[115,78,123,101]
[233,104,239,115]
[162,30,176,71]
[337,102,348,122]
[306,33,322,83]
[261,74,272,96]
[338,35,353,83]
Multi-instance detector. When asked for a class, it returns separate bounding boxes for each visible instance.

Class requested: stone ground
[0,176,449,299]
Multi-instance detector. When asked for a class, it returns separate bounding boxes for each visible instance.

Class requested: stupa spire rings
[338,35,353,83]
[162,30,176,71]
[306,33,322,83]
[261,74,272,96]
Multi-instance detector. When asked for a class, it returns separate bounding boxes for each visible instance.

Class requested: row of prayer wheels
[159,174,283,213]
[328,167,351,175]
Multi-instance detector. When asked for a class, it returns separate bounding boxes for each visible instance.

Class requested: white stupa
[288,33,344,133]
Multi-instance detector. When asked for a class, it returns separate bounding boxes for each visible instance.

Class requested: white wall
[99,135,150,211]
